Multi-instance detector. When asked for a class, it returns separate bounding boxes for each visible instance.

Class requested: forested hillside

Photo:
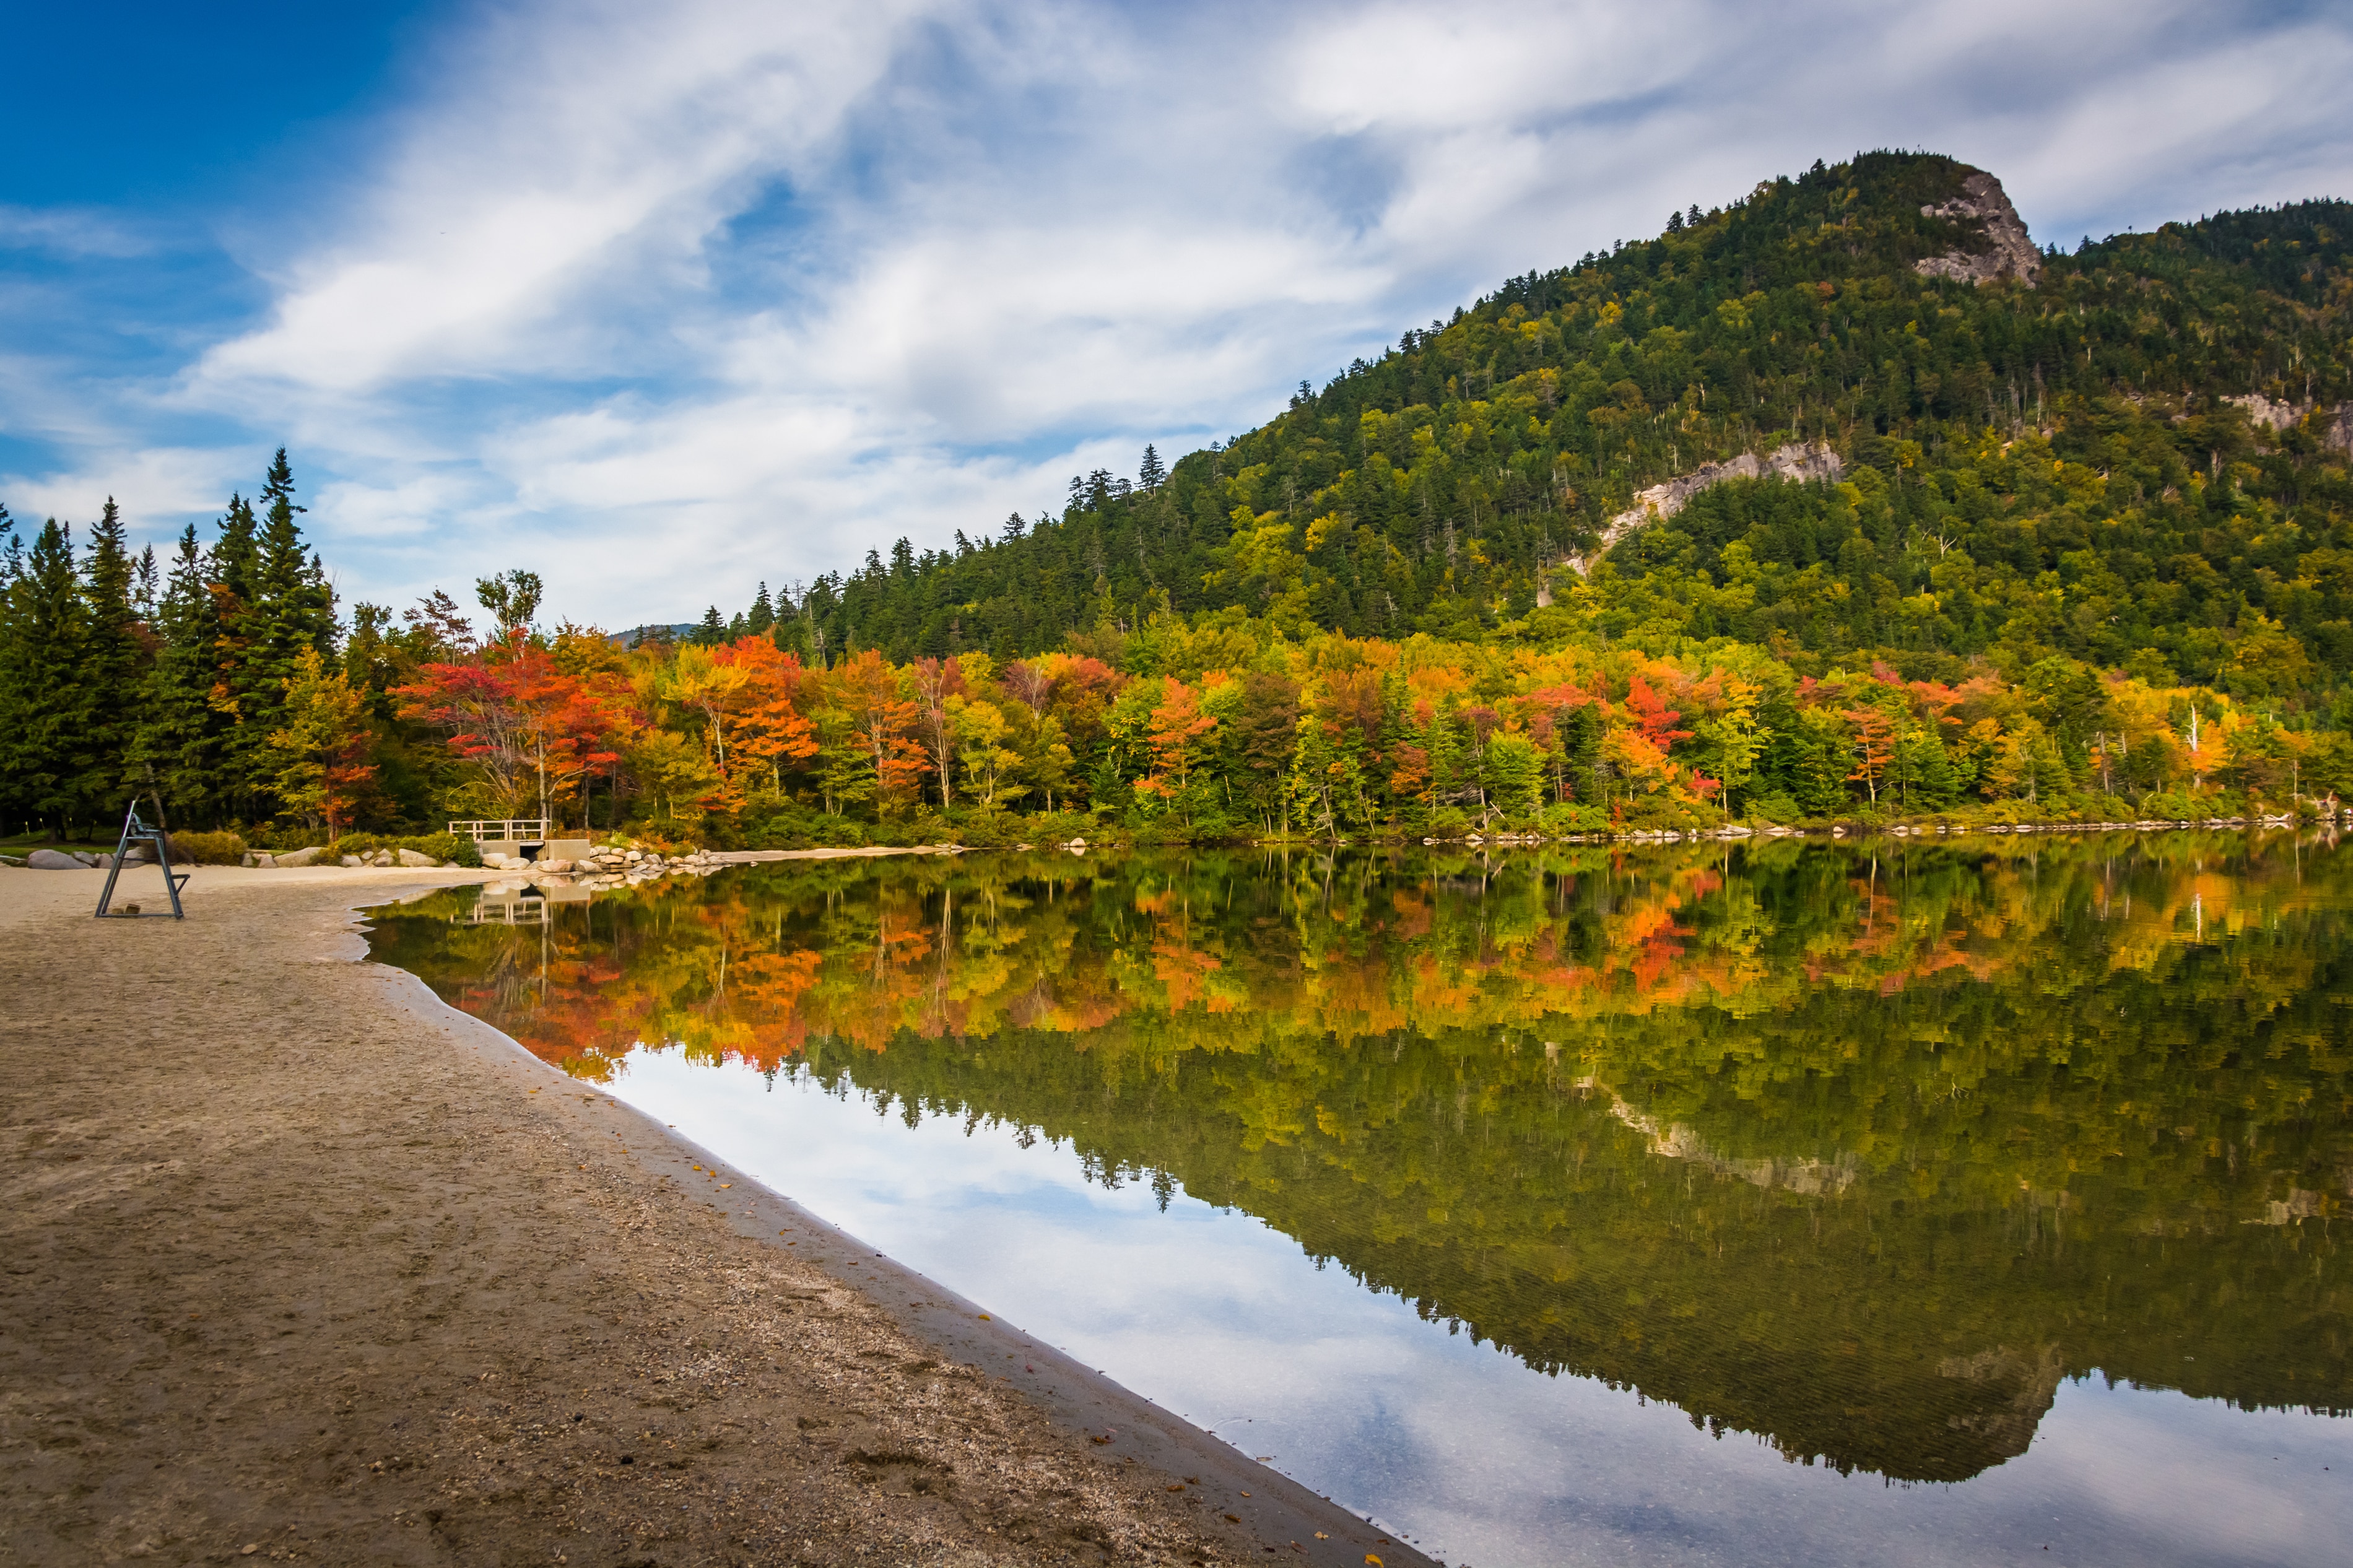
[775,151,2353,687]
[5,151,2352,846]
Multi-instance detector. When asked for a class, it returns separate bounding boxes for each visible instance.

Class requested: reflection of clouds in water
[604,1050,2353,1568]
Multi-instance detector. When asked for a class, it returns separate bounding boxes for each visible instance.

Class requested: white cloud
[194,0,948,394]
[0,204,154,258]
[0,446,250,542]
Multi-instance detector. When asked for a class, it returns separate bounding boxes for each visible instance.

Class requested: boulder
[274,846,325,868]
[339,855,365,868]
[536,858,572,874]
[395,848,438,867]
[371,849,396,867]
[27,849,84,869]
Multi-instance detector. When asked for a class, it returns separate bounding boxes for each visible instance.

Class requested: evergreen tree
[134,544,158,620]
[0,506,22,831]
[77,498,145,817]
[1139,444,1165,490]
[5,521,91,835]
[692,605,726,646]
[747,583,775,636]
[248,450,334,717]
[211,453,338,813]
[134,524,232,823]
[209,493,263,815]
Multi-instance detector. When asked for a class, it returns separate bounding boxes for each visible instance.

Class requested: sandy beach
[1,862,1417,1568]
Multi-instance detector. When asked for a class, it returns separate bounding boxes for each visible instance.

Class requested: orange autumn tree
[663,636,820,811]
[713,637,819,797]
[396,632,625,830]
[832,649,929,807]
[1846,706,1897,803]
[1138,677,1218,802]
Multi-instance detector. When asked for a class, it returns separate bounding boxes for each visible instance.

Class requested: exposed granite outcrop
[2225,394,2353,455]
[2229,392,2309,433]
[1915,170,2041,287]
[1566,441,1842,578]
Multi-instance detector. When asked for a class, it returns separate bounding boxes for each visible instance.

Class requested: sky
[4,0,2351,629]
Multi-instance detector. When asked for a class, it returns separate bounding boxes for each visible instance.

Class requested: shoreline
[1,862,1429,1568]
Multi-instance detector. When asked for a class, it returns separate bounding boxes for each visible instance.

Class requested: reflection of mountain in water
[365,837,2353,1483]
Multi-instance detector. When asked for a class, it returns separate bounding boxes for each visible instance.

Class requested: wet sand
[1,864,1421,1567]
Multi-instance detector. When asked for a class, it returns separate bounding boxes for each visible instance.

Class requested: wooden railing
[447,818,552,842]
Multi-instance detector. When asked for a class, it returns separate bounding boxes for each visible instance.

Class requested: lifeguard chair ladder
[95,795,191,919]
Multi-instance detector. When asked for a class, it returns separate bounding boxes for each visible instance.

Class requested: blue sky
[5,0,2351,628]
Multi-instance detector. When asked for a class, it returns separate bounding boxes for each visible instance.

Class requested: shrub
[2136,791,2202,823]
[741,804,866,850]
[172,829,248,865]
[1537,802,1611,833]
[428,834,484,868]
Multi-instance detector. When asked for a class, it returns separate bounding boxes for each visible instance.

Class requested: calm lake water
[365,837,2353,1567]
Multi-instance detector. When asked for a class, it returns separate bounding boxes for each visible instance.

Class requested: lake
[363,835,2353,1567]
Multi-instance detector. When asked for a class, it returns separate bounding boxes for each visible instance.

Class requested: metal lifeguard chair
[95,795,193,919]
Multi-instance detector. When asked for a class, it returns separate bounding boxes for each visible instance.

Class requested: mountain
[770,150,2353,706]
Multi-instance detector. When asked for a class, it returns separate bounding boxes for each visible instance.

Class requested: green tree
[476,568,544,639]
[2,521,91,835]
[77,498,145,818]
[1484,732,1544,822]
[246,452,335,730]
[133,526,232,823]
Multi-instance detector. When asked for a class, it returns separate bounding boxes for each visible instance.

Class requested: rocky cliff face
[1915,170,2042,287]
[1565,441,1842,578]
[2225,394,2353,455]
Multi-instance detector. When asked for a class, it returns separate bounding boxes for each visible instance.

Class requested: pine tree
[77,498,146,818]
[134,524,232,823]
[692,605,726,646]
[0,505,23,831]
[747,583,775,636]
[248,450,333,723]
[5,521,91,836]
[215,454,337,816]
[1139,444,1166,491]
[209,493,263,815]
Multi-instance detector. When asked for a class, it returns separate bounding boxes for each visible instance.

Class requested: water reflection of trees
[367,836,2352,1483]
